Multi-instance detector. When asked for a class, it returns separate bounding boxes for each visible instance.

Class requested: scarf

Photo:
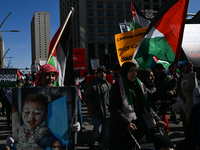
[119,76,151,121]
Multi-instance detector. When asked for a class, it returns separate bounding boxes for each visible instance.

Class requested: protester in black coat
[109,62,167,150]
[137,68,162,116]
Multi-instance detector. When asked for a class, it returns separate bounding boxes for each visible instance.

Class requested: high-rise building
[59,0,168,70]
[31,11,50,72]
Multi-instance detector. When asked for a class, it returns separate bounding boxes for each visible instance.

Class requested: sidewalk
[0,104,184,150]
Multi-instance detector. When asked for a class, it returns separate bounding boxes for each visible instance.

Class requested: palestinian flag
[133,0,189,68]
[153,56,170,68]
[130,0,150,30]
[17,69,23,79]
[48,10,75,86]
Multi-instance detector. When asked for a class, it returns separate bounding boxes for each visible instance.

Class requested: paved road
[0,104,184,150]
[77,104,185,150]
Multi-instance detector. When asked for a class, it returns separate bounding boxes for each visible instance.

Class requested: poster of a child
[12,87,76,150]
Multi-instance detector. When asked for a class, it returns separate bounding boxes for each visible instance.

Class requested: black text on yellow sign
[115,27,147,67]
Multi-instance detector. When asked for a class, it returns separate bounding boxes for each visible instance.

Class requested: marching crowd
[0,61,200,150]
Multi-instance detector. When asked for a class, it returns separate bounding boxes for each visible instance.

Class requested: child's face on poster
[22,102,46,128]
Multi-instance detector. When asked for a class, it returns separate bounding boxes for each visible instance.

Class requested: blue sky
[0,0,200,71]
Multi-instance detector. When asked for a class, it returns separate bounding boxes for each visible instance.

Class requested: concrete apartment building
[31,11,50,72]
[59,0,168,70]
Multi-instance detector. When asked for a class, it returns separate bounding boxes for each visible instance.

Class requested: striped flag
[48,9,75,86]
[130,0,150,30]
[133,0,189,68]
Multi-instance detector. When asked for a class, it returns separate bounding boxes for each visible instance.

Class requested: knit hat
[97,66,107,74]
[120,62,136,77]
[35,64,59,86]
[154,135,174,150]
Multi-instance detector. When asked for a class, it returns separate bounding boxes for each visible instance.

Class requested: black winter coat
[84,77,111,118]
[109,79,160,150]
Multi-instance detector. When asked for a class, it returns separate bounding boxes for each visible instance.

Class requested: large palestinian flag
[48,10,75,86]
[133,0,189,68]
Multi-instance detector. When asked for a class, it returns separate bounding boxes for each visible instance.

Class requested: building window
[88,27,94,33]
[87,10,94,16]
[126,4,130,9]
[144,5,150,9]
[87,18,94,24]
[97,35,105,41]
[136,4,142,9]
[126,11,132,18]
[153,5,159,11]
[97,10,104,16]
[107,19,114,25]
[107,11,113,17]
[117,19,124,24]
[97,19,104,24]
[108,35,114,41]
[116,3,123,9]
[88,44,95,57]
[88,35,95,41]
[97,2,103,8]
[117,11,123,17]
[87,2,93,8]
[98,27,104,33]
[107,27,114,33]
[107,3,113,8]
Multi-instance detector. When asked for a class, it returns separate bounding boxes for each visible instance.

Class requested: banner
[73,48,87,77]
[0,69,17,87]
[12,87,76,150]
[115,28,147,66]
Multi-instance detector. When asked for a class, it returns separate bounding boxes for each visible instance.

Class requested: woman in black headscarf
[137,68,162,117]
[109,62,167,150]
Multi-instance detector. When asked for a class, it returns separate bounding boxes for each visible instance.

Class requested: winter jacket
[109,78,161,150]
[84,77,111,118]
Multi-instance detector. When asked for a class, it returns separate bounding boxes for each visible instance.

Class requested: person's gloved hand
[5,134,14,149]
[72,122,80,132]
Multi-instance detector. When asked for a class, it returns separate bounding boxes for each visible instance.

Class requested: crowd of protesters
[1,61,200,150]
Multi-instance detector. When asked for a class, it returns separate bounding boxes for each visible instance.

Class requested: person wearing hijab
[22,75,34,87]
[109,62,167,150]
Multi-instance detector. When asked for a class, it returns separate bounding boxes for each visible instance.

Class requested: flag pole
[46,7,74,64]
[173,0,190,77]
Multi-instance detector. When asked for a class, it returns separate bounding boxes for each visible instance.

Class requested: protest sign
[73,48,87,77]
[12,87,77,150]
[0,69,17,87]
[115,28,147,66]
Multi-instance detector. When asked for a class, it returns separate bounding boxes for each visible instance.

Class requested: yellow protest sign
[115,27,147,66]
